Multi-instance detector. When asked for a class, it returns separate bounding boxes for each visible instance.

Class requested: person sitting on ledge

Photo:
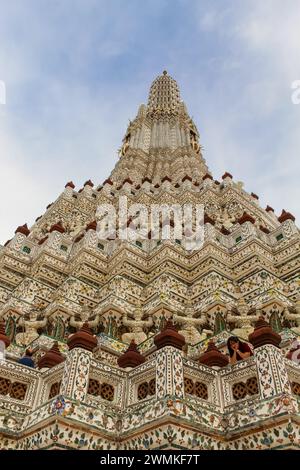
[227,336,253,365]
[17,348,35,368]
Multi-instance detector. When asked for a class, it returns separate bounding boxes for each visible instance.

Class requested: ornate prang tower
[112,70,208,184]
[0,72,299,450]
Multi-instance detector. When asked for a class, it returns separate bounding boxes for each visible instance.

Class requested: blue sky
[0,0,299,243]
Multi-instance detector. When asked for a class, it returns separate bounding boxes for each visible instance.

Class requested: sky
[0,0,299,244]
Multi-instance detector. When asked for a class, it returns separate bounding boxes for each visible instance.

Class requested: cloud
[188,0,300,219]
[0,0,299,244]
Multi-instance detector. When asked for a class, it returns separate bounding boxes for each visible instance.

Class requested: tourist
[227,336,253,365]
[17,348,35,368]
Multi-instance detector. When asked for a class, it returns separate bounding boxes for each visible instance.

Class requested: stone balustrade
[0,341,299,449]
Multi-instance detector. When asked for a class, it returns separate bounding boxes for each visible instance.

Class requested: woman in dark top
[227,336,253,365]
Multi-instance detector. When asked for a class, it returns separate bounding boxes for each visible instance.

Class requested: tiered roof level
[0,72,299,450]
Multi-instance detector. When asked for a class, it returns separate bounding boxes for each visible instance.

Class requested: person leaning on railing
[227,336,253,365]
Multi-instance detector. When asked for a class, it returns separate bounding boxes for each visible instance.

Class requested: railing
[219,357,259,407]
[0,360,40,412]
[127,359,156,406]
[38,362,65,405]
[88,358,127,409]
[1,343,300,442]
[285,358,300,398]
[183,358,220,407]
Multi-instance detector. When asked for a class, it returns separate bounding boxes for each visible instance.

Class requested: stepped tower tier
[110,71,209,184]
[0,72,299,450]
[0,72,298,335]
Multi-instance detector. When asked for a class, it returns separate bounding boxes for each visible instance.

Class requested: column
[60,348,92,402]
[254,345,292,399]
[155,346,185,399]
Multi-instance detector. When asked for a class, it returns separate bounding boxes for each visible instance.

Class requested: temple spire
[110,71,209,184]
[147,70,181,113]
